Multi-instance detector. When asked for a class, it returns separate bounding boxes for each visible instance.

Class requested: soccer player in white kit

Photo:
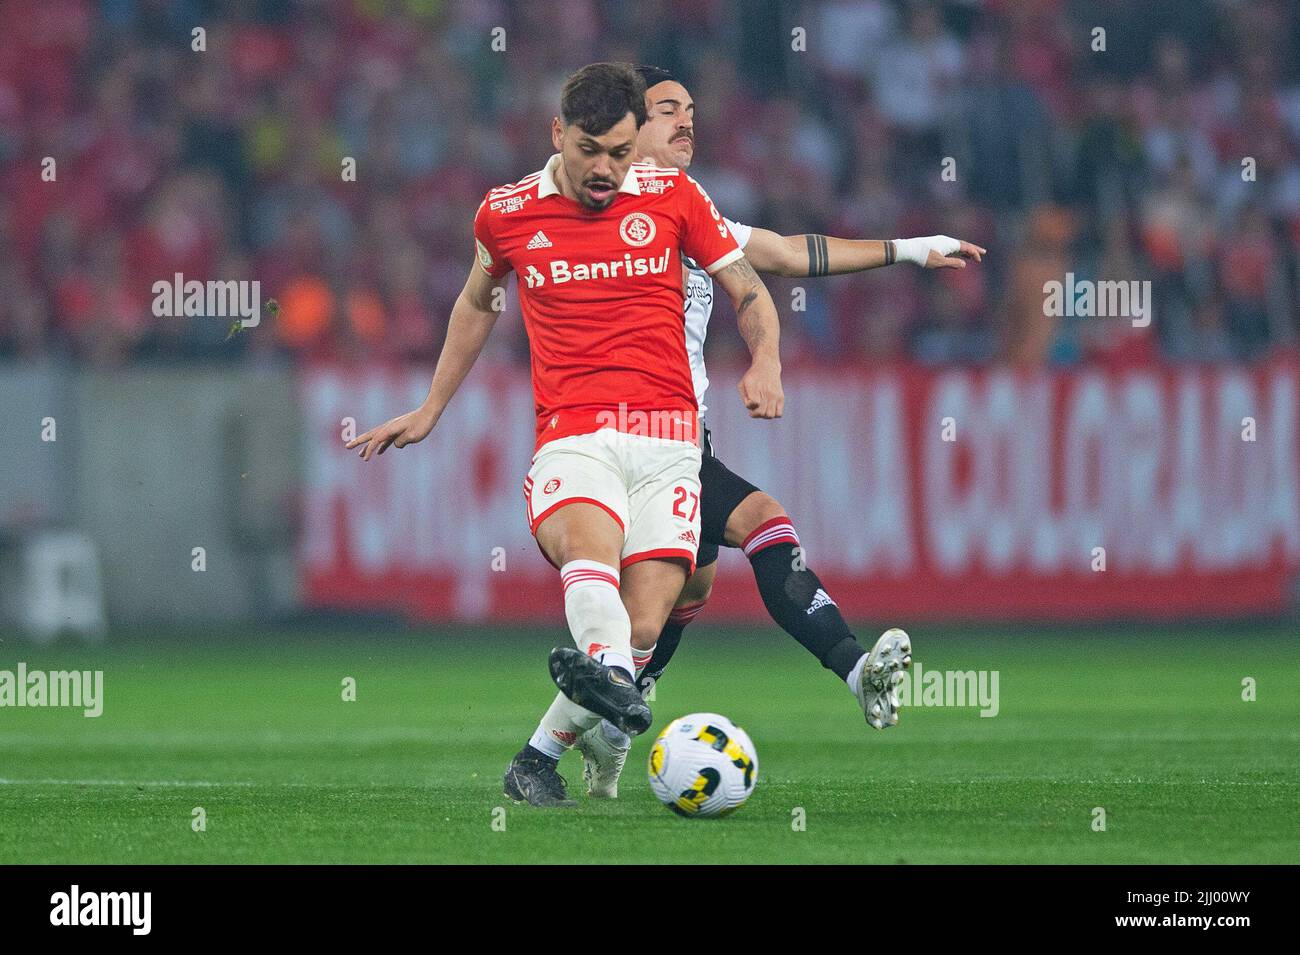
[573,66,986,798]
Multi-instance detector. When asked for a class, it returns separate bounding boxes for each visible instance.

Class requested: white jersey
[683,217,752,414]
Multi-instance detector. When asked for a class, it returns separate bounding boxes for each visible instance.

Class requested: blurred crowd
[2,0,1299,368]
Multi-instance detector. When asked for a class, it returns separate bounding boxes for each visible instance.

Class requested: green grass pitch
[1,623,1296,864]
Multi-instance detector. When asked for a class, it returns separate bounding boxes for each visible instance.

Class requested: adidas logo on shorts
[526,230,553,250]
[678,529,697,545]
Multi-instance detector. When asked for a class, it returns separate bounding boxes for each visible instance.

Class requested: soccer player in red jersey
[347,63,786,806]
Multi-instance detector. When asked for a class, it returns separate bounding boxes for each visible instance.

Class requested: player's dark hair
[560,62,647,134]
[634,65,676,90]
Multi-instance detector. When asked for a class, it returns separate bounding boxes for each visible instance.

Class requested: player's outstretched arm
[347,262,507,461]
[741,228,985,277]
[713,255,784,420]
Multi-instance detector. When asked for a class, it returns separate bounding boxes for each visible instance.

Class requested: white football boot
[855,627,912,729]
[575,718,632,798]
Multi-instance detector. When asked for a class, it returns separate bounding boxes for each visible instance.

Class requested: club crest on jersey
[619,212,656,247]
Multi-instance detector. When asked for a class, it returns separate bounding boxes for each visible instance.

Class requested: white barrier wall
[5,365,302,626]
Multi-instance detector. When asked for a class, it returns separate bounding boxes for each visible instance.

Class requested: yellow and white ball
[647,713,758,818]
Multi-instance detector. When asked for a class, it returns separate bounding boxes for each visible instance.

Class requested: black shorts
[697,425,762,569]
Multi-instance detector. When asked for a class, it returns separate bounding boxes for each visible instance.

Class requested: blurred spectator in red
[0,0,1295,368]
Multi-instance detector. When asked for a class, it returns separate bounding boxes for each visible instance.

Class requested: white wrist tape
[892,235,960,266]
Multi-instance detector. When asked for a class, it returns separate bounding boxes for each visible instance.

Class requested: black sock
[747,540,867,681]
[523,744,558,765]
[638,600,707,695]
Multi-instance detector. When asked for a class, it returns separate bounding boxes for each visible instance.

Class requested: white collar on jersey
[536,153,642,199]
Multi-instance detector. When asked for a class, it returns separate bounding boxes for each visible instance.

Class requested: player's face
[552,112,639,210]
[636,81,694,169]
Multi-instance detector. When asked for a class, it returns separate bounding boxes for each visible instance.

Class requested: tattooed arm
[712,255,784,419]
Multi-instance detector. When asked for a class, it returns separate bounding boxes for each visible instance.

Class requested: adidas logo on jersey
[806,589,837,614]
[526,230,553,250]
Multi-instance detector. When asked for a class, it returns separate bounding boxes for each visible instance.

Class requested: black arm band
[804,234,830,277]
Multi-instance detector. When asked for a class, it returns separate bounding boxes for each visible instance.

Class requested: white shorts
[524,429,703,572]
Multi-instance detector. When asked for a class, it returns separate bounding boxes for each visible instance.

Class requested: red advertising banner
[300,361,1300,622]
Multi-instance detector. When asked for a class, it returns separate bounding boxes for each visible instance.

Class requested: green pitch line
[0,625,1296,864]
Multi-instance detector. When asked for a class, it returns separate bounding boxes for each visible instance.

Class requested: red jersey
[473,155,743,450]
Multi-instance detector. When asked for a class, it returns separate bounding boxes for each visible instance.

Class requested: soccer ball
[647,712,758,818]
